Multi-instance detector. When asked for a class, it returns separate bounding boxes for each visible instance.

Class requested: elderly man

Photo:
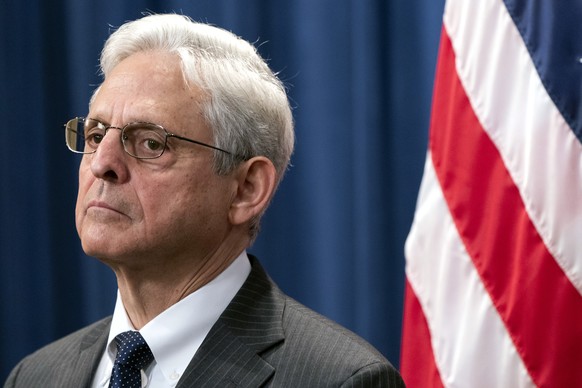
[5,14,404,387]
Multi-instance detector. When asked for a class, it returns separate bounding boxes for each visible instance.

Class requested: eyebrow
[87,116,165,128]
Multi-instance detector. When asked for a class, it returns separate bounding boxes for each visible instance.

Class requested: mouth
[87,200,125,216]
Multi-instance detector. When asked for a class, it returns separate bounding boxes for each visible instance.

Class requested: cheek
[77,159,93,190]
[75,164,92,226]
[134,180,180,223]
[147,179,211,226]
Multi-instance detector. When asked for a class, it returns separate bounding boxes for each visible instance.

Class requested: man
[5,14,404,387]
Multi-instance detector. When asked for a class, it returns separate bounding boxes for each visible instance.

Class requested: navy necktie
[109,331,154,388]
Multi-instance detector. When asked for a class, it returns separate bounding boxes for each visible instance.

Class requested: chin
[81,237,120,260]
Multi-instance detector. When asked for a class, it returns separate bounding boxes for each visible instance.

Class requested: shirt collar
[105,251,251,383]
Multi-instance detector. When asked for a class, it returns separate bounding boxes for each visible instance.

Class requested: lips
[87,199,125,216]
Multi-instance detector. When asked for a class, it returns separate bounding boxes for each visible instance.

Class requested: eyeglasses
[64,117,232,159]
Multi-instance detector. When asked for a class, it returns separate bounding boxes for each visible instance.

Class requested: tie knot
[113,331,154,371]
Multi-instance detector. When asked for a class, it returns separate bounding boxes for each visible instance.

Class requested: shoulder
[282,296,384,359]
[270,296,404,387]
[212,256,406,386]
[239,258,404,387]
[4,317,111,388]
[20,316,110,360]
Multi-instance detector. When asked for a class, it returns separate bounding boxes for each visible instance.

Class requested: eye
[85,126,105,148]
[124,124,167,158]
[87,133,104,144]
[144,138,164,151]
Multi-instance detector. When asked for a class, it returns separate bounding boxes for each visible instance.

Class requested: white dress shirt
[91,252,251,388]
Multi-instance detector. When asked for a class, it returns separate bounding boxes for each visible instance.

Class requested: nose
[89,128,130,183]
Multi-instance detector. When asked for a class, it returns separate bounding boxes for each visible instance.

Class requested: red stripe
[400,280,445,388]
[430,27,582,387]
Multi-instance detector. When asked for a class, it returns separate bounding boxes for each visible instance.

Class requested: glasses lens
[65,117,88,153]
[123,123,167,159]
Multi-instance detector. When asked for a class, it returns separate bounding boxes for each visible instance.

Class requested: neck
[111,243,246,329]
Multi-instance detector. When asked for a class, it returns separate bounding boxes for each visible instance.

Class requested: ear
[229,156,277,226]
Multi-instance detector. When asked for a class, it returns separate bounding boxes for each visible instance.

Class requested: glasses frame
[64,117,233,159]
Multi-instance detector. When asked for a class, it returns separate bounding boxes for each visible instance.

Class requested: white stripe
[405,155,534,388]
[444,0,582,294]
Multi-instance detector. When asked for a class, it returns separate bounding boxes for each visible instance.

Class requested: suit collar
[178,256,285,387]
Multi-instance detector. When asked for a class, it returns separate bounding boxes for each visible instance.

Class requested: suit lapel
[76,318,110,386]
[178,256,285,387]
[51,317,110,387]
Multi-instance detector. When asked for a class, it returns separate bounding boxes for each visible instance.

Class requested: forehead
[90,51,208,133]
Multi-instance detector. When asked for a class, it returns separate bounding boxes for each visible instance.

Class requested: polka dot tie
[108,331,154,388]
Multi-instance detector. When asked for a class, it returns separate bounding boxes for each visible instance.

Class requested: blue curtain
[0,0,444,380]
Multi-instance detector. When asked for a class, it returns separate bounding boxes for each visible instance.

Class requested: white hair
[99,13,294,181]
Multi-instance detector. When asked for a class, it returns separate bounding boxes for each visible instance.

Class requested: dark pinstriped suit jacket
[5,257,405,387]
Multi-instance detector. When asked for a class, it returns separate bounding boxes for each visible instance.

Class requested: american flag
[400,0,582,387]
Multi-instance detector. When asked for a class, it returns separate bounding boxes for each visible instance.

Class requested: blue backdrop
[0,0,445,381]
